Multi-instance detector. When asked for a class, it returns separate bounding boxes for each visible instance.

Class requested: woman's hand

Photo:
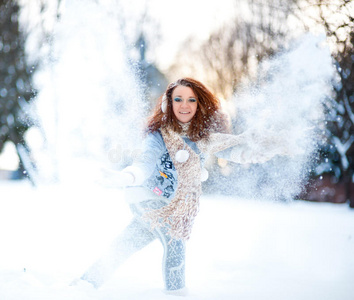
[96,167,135,188]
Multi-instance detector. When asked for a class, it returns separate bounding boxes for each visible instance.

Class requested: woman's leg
[154,226,186,291]
[132,200,186,291]
[80,199,186,291]
[81,216,156,288]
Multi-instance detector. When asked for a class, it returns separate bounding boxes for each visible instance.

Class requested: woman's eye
[174,97,182,102]
[189,98,196,102]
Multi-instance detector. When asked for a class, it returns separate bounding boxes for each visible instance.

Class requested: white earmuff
[161,94,167,113]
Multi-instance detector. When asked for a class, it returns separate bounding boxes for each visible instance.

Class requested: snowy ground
[0,180,353,300]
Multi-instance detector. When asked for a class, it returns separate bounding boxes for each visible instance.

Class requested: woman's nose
[181,100,189,107]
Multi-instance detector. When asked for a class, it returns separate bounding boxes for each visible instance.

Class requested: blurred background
[0,0,353,206]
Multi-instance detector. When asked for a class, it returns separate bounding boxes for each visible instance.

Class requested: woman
[78,78,283,295]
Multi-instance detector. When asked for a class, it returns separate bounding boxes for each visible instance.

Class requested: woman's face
[171,85,198,123]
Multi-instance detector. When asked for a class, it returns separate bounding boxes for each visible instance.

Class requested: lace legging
[81,199,186,291]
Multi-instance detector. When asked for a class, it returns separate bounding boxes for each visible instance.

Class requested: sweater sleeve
[121,131,165,186]
[214,129,292,164]
[214,144,267,164]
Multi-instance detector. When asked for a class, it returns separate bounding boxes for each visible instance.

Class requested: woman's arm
[214,129,297,164]
[215,144,273,164]
[121,131,165,185]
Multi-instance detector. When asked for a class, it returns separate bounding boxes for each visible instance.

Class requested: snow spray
[20,0,146,185]
[21,0,334,204]
[217,34,335,201]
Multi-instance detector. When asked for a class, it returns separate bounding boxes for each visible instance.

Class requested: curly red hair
[146,78,229,141]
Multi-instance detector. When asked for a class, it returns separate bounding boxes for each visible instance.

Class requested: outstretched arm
[100,132,165,187]
[214,128,301,164]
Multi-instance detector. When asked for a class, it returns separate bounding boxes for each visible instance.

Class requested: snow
[20,0,147,185]
[0,180,353,299]
[227,34,335,202]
